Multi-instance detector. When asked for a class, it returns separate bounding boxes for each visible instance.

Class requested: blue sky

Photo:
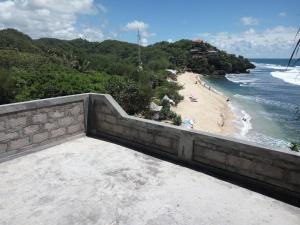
[0,0,299,58]
[101,0,299,40]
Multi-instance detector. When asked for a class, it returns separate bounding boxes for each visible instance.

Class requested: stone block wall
[0,93,299,197]
[88,94,300,197]
[0,94,88,160]
[193,136,300,193]
[88,95,179,155]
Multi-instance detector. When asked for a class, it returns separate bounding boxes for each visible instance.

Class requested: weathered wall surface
[88,94,300,197]
[0,94,88,160]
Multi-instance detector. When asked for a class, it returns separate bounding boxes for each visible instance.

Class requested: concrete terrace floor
[0,137,299,225]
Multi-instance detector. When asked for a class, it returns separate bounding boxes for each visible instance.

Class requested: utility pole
[137,29,143,71]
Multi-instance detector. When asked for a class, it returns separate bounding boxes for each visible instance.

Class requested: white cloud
[198,26,297,58]
[124,20,148,31]
[0,0,106,41]
[241,16,259,26]
[78,28,104,41]
[167,38,174,43]
[123,20,154,46]
[278,12,287,17]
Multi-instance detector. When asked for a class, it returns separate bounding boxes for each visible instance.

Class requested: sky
[0,0,299,58]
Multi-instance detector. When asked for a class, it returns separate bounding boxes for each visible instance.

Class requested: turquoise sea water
[201,59,300,151]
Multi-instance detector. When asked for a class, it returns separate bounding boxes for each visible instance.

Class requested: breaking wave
[240,110,252,136]
[225,74,258,85]
[234,94,299,112]
[271,69,300,86]
[246,132,290,151]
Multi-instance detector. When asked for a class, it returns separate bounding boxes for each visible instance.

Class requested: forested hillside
[0,28,254,115]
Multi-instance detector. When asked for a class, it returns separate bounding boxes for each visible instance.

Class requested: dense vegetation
[0,28,254,116]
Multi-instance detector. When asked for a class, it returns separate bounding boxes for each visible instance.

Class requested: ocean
[201,58,300,153]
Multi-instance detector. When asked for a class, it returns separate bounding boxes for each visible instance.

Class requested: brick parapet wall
[0,94,88,160]
[88,94,300,196]
[0,93,299,198]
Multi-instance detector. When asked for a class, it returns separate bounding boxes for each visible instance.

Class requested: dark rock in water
[212,70,226,76]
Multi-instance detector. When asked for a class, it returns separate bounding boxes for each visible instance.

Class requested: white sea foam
[228,103,252,137]
[234,94,298,112]
[230,103,293,152]
[251,62,300,85]
[271,69,300,86]
[264,64,287,70]
[246,132,292,152]
[230,101,291,151]
[225,74,258,84]
[252,62,300,70]
[240,110,252,136]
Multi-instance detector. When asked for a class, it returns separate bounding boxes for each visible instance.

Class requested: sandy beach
[172,72,237,136]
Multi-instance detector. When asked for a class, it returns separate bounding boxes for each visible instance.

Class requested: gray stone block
[0,143,7,153]
[78,114,84,122]
[123,127,138,139]
[33,113,47,123]
[155,136,172,148]
[24,125,39,135]
[111,124,124,134]
[8,117,27,128]
[98,121,122,135]
[193,155,222,168]
[0,132,19,141]
[44,122,58,130]
[0,121,5,131]
[99,121,111,131]
[67,124,81,134]
[9,137,29,150]
[100,105,111,114]
[33,132,48,143]
[105,114,117,124]
[58,117,74,126]
[69,105,82,115]
[288,172,300,186]
[51,128,66,138]
[227,155,254,171]
[255,163,284,180]
[197,147,226,164]
[49,111,64,118]
[139,131,153,143]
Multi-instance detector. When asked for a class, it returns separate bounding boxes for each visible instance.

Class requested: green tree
[172,114,182,126]
[105,76,151,115]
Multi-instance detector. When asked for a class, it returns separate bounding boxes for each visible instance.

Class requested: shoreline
[171,72,238,136]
